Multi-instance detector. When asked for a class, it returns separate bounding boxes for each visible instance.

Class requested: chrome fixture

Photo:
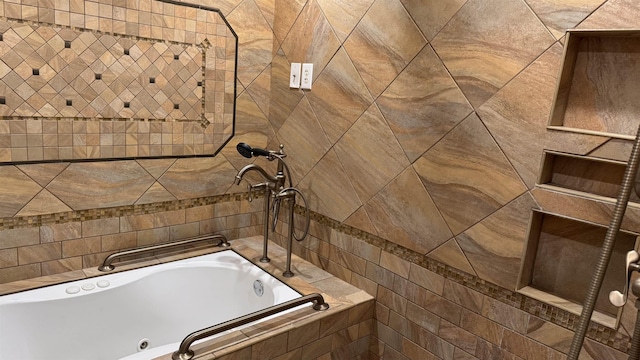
[171,293,329,360]
[98,234,230,272]
[234,142,310,277]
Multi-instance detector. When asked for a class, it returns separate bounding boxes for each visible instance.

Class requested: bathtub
[0,250,302,360]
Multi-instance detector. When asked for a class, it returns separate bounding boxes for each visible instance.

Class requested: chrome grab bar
[98,234,230,272]
[172,293,330,360]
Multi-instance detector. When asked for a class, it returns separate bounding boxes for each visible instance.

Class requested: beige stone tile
[475,339,520,360]
[365,167,452,254]
[443,280,484,314]
[0,227,40,250]
[404,302,440,335]
[526,317,572,354]
[377,285,407,316]
[134,182,176,204]
[18,242,61,264]
[41,256,83,276]
[408,263,445,295]
[0,166,42,217]
[400,0,466,41]
[158,157,236,199]
[427,238,476,276]
[460,309,504,346]
[273,0,305,43]
[379,251,410,279]
[431,0,554,107]
[0,263,41,284]
[481,297,529,334]
[500,329,557,360]
[343,0,426,98]
[298,149,361,222]
[456,192,538,290]
[17,162,69,187]
[276,97,331,183]
[578,0,640,29]
[438,320,478,355]
[0,248,17,268]
[288,321,320,351]
[82,217,119,237]
[46,161,155,210]
[334,104,410,203]
[16,189,72,216]
[526,0,604,39]
[227,0,272,86]
[135,158,176,179]
[343,207,378,238]
[62,236,101,257]
[378,45,472,163]
[306,47,373,144]
[414,114,526,235]
[402,337,438,360]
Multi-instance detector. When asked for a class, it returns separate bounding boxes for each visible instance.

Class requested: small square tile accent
[95,73,102,80]
[124,48,130,55]
[197,81,202,87]
[149,77,155,84]
[0,97,5,105]
[64,40,71,48]
[174,54,179,60]
[173,103,179,109]
[66,100,72,106]
[124,102,130,108]
[0,34,3,41]
[32,69,39,76]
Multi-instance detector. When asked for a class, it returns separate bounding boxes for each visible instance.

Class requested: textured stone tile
[343,207,378,237]
[400,0,467,41]
[443,280,484,313]
[560,36,640,138]
[475,339,520,360]
[41,256,83,276]
[431,0,555,107]
[276,98,331,183]
[135,158,176,179]
[17,162,69,186]
[460,309,504,346]
[298,149,361,222]
[18,242,60,264]
[334,104,409,203]
[379,251,410,278]
[408,263,445,295]
[0,227,40,250]
[46,161,154,210]
[581,338,628,360]
[402,337,438,360]
[158,157,236,199]
[500,329,556,360]
[378,45,472,162]
[365,167,452,254]
[0,263,41,283]
[61,236,101,257]
[526,317,572,354]
[281,0,340,77]
[16,189,72,216]
[415,113,526,235]
[456,192,538,290]
[316,0,373,42]
[273,0,306,43]
[343,0,426,98]
[427,239,476,276]
[579,0,640,29]
[481,297,529,335]
[477,43,563,189]
[439,320,478,355]
[134,182,176,205]
[267,51,304,131]
[227,0,273,86]
[525,0,605,39]
[0,166,42,217]
[306,48,373,144]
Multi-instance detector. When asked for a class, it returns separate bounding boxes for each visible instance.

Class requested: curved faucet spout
[235,164,278,185]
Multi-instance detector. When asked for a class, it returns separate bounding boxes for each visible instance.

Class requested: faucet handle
[609,250,640,307]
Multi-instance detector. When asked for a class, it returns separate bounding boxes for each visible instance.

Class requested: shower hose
[567,124,640,360]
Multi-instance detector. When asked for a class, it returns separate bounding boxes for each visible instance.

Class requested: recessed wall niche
[0,0,237,162]
[518,210,639,328]
[549,29,640,139]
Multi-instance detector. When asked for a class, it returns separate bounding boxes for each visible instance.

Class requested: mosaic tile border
[0,190,630,352]
[291,206,632,353]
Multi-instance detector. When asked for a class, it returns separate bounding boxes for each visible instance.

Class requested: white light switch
[301,63,313,90]
[290,62,301,88]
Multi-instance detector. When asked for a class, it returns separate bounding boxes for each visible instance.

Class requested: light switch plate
[290,63,301,88]
[301,63,313,90]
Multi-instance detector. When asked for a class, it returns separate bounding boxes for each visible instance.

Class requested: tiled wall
[2,0,640,359]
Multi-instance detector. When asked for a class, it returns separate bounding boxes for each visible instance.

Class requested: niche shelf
[537,150,640,204]
[518,210,639,328]
[548,29,640,139]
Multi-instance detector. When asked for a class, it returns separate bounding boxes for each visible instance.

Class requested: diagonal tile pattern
[414,113,527,235]
[343,0,426,98]
[431,0,555,108]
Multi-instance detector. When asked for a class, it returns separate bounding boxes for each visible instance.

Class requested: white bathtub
[0,250,302,360]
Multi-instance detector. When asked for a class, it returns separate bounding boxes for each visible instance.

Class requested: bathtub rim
[0,236,374,360]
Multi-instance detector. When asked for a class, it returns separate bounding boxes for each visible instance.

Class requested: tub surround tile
[377,44,473,163]
[333,104,410,203]
[0,166,43,217]
[158,157,237,199]
[343,207,378,238]
[316,0,374,43]
[455,192,538,290]
[306,48,373,145]
[16,162,69,187]
[460,309,503,346]
[17,242,61,265]
[579,0,640,29]
[431,0,555,108]
[273,0,306,44]
[46,161,154,210]
[365,167,452,255]
[41,256,83,276]
[400,0,467,41]
[477,43,563,189]
[280,0,340,79]
[343,0,426,98]
[0,227,40,249]
[500,329,562,360]
[526,316,573,353]
[267,52,304,132]
[135,182,177,205]
[525,0,605,39]
[298,149,361,222]
[16,189,72,216]
[414,114,527,235]
[135,158,176,179]
[227,0,273,87]
[276,98,331,183]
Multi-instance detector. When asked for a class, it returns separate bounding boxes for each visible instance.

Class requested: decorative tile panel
[0,0,237,162]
